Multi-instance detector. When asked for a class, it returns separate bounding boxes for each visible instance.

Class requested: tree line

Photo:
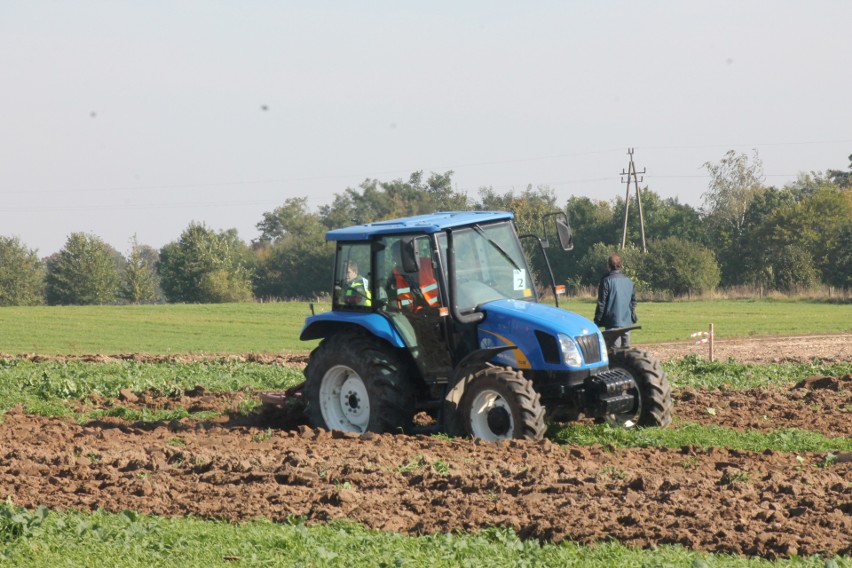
[1,151,850,306]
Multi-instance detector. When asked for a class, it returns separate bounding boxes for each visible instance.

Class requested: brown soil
[644,333,852,364]
[675,376,852,436]
[0,334,850,559]
[3,332,849,366]
[1,409,849,559]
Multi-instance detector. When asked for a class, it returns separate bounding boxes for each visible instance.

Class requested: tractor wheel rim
[319,365,370,433]
[469,389,513,441]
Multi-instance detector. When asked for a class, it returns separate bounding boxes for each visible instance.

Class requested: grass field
[0,298,849,355]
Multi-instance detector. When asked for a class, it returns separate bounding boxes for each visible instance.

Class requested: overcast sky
[2,1,851,257]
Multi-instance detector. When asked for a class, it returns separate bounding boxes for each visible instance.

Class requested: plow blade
[259,382,306,407]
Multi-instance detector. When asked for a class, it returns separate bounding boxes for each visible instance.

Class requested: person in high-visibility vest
[387,241,440,311]
[387,241,417,310]
[343,261,372,306]
[417,256,441,308]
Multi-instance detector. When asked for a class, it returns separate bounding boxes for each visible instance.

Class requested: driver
[342,261,371,306]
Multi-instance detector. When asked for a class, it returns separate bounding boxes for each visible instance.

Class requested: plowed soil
[1,335,850,559]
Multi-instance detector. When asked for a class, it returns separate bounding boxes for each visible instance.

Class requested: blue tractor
[295,210,672,441]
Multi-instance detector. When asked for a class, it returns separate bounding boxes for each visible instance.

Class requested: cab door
[374,235,454,383]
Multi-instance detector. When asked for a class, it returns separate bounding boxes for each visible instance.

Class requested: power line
[0,199,281,214]
[1,137,847,197]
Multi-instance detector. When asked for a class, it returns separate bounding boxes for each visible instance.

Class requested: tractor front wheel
[304,333,413,434]
[456,366,546,441]
[605,348,673,428]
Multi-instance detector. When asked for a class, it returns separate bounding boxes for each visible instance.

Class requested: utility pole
[620,148,647,252]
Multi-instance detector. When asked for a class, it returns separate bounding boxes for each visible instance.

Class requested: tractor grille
[535,330,561,364]
[575,333,602,364]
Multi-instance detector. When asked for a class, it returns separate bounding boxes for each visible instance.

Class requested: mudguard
[299,311,406,348]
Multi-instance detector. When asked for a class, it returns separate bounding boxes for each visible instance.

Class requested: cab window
[334,243,372,309]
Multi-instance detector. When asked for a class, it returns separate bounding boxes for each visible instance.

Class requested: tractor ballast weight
[296,211,672,441]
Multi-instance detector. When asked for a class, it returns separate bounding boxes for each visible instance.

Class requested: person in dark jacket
[593,253,637,347]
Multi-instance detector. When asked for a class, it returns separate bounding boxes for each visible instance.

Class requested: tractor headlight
[558,334,583,367]
[598,332,608,363]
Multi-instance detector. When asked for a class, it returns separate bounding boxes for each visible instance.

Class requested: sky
[2,1,851,257]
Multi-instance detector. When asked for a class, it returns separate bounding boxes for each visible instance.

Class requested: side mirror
[556,219,573,251]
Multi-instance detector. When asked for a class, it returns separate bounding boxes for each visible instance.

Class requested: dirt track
[0,335,850,559]
[645,333,852,364]
[4,332,850,366]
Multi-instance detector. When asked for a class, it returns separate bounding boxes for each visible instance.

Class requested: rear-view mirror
[556,219,573,251]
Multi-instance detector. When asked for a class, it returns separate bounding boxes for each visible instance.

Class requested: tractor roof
[325,211,514,241]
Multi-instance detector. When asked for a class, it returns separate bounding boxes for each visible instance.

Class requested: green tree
[256,197,324,244]
[702,149,766,237]
[254,199,332,299]
[826,224,852,289]
[158,223,253,303]
[619,189,707,246]
[763,183,851,285]
[45,233,121,305]
[827,153,852,187]
[256,172,469,299]
[575,243,647,292]
[772,244,820,292]
[565,196,618,250]
[701,150,767,286]
[642,237,721,296]
[121,236,160,304]
[319,171,470,230]
[0,236,45,306]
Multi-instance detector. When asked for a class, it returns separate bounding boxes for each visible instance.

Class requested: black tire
[606,348,673,427]
[456,366,546,441]
[304,332,414,434]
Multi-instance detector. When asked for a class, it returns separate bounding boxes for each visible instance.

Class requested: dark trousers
[609,329,630,348]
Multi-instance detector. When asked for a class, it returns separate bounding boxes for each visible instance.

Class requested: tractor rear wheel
[457,366,546,441]
[605,348,673,428]
[304,332,413,434]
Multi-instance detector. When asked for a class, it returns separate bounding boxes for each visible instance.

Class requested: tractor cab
[324,212,545,384]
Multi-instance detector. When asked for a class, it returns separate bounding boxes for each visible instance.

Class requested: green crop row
[551,423,851,455]
[0,359,304,416]
[2,357,848,411]
[0,502,846,568]
[665,356,852,390]
[1,359,849,454]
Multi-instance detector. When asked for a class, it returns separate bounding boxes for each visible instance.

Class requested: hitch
[259,382,306,407]
[584,370,637,417]
[601,326,641,350]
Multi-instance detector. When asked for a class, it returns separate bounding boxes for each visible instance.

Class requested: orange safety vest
[418,259,440,307]
[392,265,440,310]
[391,268,414,309]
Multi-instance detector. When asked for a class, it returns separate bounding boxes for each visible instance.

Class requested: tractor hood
[481,299,598,337]
[477,299,606,371]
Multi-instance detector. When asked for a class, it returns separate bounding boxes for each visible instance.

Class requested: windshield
[438,221,536,309]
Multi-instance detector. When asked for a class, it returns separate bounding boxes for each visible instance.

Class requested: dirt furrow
[0,411,849,558]
[70,373,852,439]
[672,375,852,436]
